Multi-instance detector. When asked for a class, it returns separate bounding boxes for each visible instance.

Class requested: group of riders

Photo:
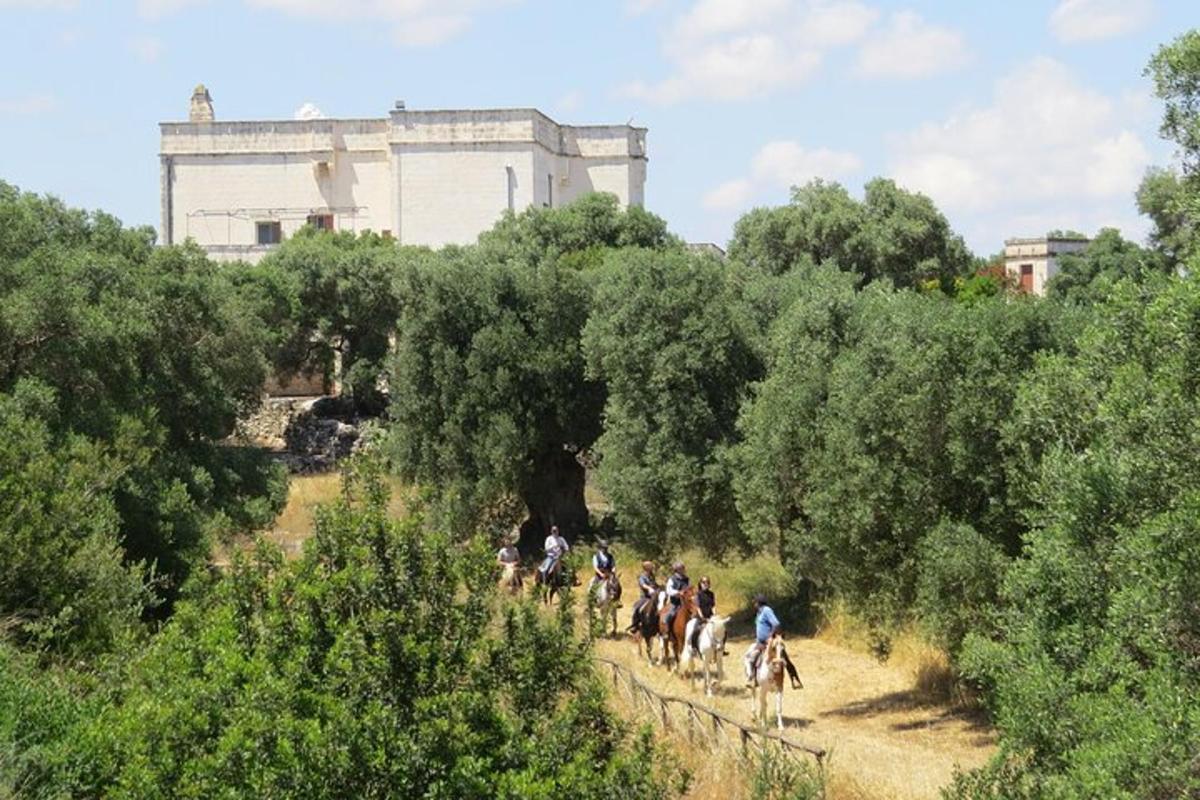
[496,527,802,690]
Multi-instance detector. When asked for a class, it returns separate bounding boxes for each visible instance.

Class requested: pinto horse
[752,634,790,730]
[589,572,622,637]
[657,586,696,671]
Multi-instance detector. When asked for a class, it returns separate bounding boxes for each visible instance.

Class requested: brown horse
[657,586,696,671]
[534,557,568,605]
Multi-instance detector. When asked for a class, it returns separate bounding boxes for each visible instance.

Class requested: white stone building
[160,86,648,261]
[1003,235,1089,296]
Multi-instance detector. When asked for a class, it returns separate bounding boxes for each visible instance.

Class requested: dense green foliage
[239,229,408,413]
[0,181,285,650]
[1137,30,1200,268]
[727,178,973,289]
[736,278,1070,622]
[387,195,673,544]
[1046,227,1170,304]
[6,27,1200,797]
[950,277,1200,798]
[1,463,682,799]
[583,248,759,556]
[0,394,147,656]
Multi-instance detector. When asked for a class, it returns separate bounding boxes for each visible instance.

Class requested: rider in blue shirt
[744,594,802,689]
[588,539,616,594]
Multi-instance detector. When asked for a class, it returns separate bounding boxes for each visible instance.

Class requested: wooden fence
[595,655,826,766]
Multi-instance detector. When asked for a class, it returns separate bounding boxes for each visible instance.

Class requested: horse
[533,556,568,605]
[589,572,622,637]
[752,634,790,730]
[681,614,728,697]
[657,586,696,671]
[498,562,523,596]
[632,589,664,666]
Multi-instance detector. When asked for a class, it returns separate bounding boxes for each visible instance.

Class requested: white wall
[161,108,647,255]
[396,145,534,247]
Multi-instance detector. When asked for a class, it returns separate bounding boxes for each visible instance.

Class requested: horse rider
[589,539,616,594]
[628,561,658,632]
[538,525,569,579]
[495,532,520,568]
[664,561,690,635]
[744,594,802,689]
[689,575,718,654]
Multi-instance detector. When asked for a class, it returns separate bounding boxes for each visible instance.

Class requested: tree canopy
[726,178,973,290]
[387,195,673,545]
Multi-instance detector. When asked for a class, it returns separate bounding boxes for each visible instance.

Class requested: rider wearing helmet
[689,575,716,653]
[628,561,658,632]
[744,594,802,689]
[589,539,616,593]
[664,561,690,635]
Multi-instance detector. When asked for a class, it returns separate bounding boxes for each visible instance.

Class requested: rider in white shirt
[538,525,569,577]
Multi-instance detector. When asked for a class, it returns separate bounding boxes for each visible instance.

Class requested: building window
[306,213,334,231]
[1019,263,1034,293]
[256,221,282,246]
[546,174,553,208]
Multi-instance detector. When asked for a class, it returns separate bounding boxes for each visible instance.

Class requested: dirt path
[593,624,995,799]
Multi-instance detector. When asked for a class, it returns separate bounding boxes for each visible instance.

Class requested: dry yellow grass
[220,474,989,798]
[214,472,411,566]
[594,557,995,800]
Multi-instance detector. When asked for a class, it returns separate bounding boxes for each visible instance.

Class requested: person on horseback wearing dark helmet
[664,561,690,635]
[628,561,658,632]
[690,575,718,655]
[588,539,616,594]
[744,594,802,689]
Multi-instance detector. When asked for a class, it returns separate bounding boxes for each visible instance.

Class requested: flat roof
[161,106,647,133]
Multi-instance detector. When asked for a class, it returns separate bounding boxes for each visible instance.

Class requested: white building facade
[1003,235,1089,296]
[160,86,648,261]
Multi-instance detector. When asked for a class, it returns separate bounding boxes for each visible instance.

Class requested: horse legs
[775,688,784,730]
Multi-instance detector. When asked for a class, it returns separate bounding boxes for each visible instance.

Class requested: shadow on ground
[822,689,992,738]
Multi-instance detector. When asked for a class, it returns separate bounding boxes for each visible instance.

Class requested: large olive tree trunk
[517,446,589,554]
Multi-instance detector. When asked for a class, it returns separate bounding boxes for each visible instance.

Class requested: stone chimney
[189,84,214,122]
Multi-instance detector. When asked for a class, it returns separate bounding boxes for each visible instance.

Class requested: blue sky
[0,0,1195,255]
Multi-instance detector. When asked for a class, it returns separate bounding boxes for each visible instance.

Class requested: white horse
[751,635,789,730]
[590,573,621,637]
[498,562,522,596]
[681,615,728,697]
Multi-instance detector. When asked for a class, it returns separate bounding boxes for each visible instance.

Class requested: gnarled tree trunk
[517,445,589,555]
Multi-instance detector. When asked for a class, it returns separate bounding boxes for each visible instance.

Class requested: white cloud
[625,0,667,14]
[703,178,754,211]
[856,11,968,79]
[128,35,165,63]
[620,0,879,103]
[889,57,1152,245]
[246,0,515,46]
[131,0,513,44]
[0,94,58,116]
[293,101,325,120]
[1049,0,1153,43]
[556,89,584,114]
[704,139,861,210]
